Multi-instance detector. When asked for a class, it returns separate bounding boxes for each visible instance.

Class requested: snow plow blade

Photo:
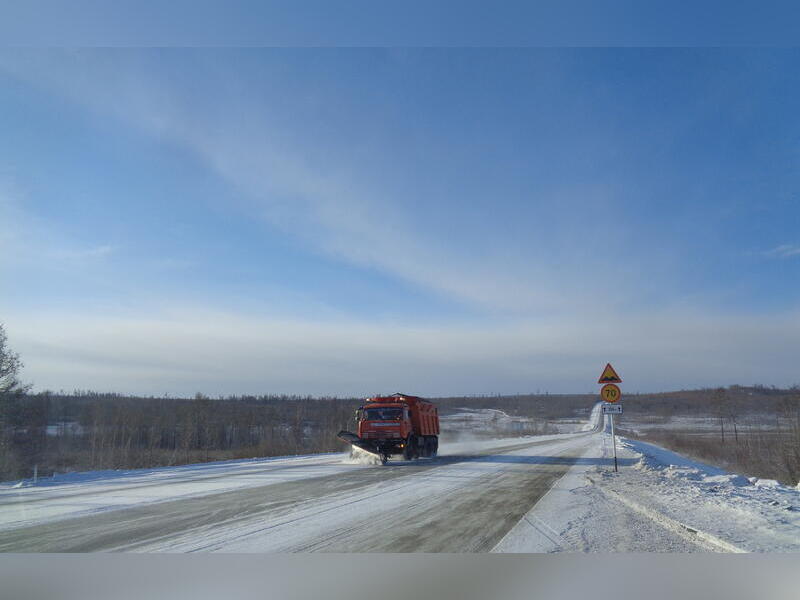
[337,430,382,458]
[337,430,362,445]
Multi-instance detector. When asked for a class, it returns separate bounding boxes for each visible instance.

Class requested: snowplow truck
[338,393,440,464]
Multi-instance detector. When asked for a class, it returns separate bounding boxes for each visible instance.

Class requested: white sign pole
[610,414,618,473]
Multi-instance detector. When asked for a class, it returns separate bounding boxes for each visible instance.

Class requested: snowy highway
[0,432,596,552]
[2,404,797,553]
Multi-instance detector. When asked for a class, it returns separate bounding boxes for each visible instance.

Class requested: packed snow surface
[0,431,582,532]
[494,416,800,553]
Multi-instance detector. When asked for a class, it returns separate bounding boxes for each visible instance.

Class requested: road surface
[0,432,598,552]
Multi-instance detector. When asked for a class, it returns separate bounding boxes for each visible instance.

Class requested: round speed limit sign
[600,383,621,403]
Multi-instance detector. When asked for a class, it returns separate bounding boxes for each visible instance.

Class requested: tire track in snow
[0,435,590,552]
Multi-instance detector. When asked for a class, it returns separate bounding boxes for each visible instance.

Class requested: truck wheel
[403,437,415,460]
[380,453,388,465]
[431,438,438,457]
[423,437,432,457]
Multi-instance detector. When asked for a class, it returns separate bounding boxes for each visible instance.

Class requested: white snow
[439,408,541,435]
[494,414,800,553]
[0,428,591,534]
[0,452,358,531]
[752,478,781,488]
[137,434,594,552]
[341,445,383,465]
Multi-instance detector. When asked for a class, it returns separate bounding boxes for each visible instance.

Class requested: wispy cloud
[51,244,115,261]
[0,50,640,315]
[0,190,114,271]
[763,244,800,259]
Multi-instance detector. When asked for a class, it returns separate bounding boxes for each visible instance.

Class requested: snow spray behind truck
[338,393,440,464]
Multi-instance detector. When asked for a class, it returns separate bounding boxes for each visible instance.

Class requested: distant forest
[0,391,358,481]
[1,385,798,484]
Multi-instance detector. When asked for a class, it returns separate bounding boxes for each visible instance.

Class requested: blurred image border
[0,553,797,600]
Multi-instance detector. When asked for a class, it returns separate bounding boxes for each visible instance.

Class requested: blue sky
[1,49,799,396]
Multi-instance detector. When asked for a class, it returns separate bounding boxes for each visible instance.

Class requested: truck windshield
[362,408,403,421]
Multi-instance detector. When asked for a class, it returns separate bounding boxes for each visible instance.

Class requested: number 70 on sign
[600,383,621,403]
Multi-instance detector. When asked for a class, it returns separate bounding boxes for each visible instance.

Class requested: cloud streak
[763,244,800,259]
[0,50,646,315]
[51,244,115,261]
[0,190,113,272]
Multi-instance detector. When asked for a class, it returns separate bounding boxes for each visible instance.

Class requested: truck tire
[403,436,416,460]
[431,437,438,457]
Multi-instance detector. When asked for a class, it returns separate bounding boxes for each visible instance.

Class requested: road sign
[600,383,621,403]
[598,363,622,384]
[598,364,622,473]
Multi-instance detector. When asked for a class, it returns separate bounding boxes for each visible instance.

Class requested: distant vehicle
[338,393,440,464]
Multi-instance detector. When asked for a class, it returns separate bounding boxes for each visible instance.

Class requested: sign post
[598,364,622,473]
[609,409,618,472]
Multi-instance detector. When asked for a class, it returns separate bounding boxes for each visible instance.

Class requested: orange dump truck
[338,393,440,464]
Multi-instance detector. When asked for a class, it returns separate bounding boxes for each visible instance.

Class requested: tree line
[0,390,365,481]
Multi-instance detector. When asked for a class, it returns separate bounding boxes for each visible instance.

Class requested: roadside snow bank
[495,423,800,553]
[623,437,798,494]
[609,437,800,552]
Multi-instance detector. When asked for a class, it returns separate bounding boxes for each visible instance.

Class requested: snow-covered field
[439,406,595,436]
[440,408,537,434]
[617,413,793,436]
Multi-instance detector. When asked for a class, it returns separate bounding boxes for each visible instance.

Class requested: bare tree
[712,387,727,444]
[0,324,30,396]
[0,324,31,480]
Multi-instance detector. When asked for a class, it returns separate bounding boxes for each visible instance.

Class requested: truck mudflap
[337,430,388,463]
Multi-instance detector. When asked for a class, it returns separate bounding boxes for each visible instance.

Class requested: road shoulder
[492,429,800,553]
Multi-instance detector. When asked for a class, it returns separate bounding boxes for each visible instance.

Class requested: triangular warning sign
[598,363,622,384]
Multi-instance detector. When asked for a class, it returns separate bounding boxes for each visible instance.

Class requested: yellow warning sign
[598,363,622,384]
[600,383,621,403]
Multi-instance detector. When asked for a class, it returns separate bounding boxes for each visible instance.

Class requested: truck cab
[357,403,412,442]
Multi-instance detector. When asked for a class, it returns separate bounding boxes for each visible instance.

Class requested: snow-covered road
[2,403,796,552]
[0,432,596,552]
